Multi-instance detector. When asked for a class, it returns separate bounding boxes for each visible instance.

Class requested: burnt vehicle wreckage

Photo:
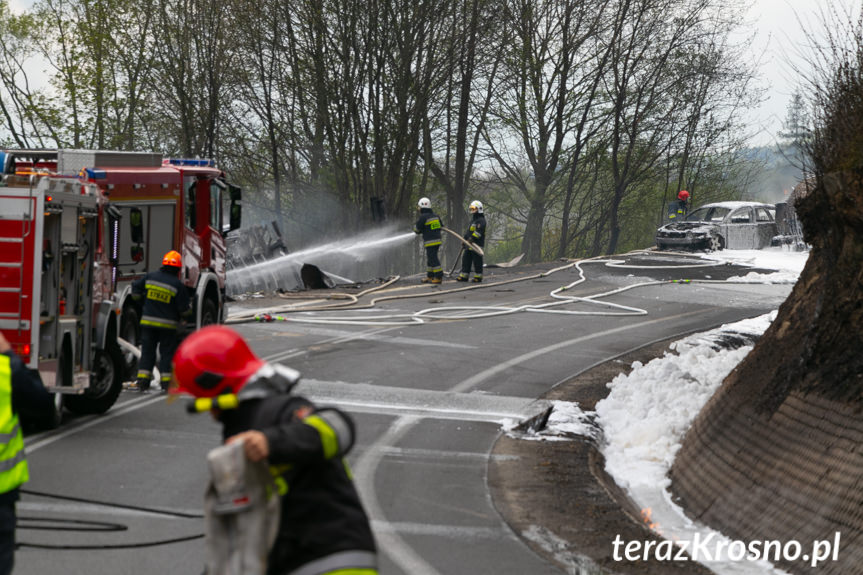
[655,200,805,252]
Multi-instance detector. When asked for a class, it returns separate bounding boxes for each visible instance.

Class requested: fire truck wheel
[201,298,219,327]
[23,392,64,431]
[64,346,124,415]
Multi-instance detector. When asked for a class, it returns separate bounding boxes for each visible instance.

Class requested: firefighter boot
[421,277,434,284]
[160,375,172,393]
[134,370,152,393]
[430,278,442,284]
[471,276,482,283]
[456,274,468,282]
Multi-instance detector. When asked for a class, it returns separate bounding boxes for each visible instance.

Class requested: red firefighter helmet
[677,190,690,201]
[171,325,265,398]
[162,250,182,268]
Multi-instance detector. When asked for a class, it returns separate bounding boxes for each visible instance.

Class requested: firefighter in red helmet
[668,190,690,220]
[171,326,378,575]
[130,250,191,392]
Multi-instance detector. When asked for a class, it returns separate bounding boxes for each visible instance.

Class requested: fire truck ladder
[0,193,31,332]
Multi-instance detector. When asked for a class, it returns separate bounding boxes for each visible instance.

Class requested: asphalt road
[16,251,794,575]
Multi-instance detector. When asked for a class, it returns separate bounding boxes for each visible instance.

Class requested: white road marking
[372,520,506,539]
[256,324,473,350]
[25,394,166,453]
[449,308,706,393]
[295,379,549,423]
[353,307,712,575]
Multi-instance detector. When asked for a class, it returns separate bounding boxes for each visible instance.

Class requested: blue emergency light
[84,168,107,179]
[166,158,215,167]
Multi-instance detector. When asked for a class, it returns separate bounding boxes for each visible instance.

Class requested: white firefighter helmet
[418,197,431,209]
[469,200,483,214]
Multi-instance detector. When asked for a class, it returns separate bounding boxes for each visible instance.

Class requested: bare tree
[422,0,502,258]
[487,0,609,263]
[0,2,57,146]
[150,0,236,156]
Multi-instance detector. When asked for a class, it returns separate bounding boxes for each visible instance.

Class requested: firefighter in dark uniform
[0,332,54,575]
[668,190,690,220]
[413,197,444,284]
[171,325,378,575]
[456,200,487,283]
[131,250,191,392]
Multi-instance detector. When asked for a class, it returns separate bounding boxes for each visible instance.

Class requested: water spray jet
[227,228,416,295]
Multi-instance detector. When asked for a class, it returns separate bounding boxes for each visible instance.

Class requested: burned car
[655,201,778,251]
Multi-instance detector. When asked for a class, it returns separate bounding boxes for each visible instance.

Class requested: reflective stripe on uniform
[269,463,291,496]
[140,315,179,329]
[144,280,179,295]
[0,355,29,492]
[0,450,26,473]
[287,550,378,575]
[302,415,340,459]
[0,420,20,444]
[144,280,179,305]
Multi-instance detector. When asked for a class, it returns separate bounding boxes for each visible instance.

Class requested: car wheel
[708,234,725,251]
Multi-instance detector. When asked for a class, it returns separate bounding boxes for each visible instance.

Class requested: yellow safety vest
[0,354,29,493]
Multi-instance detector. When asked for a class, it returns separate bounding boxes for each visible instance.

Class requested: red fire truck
[0,172,121,420]
[0,149,242,420]
[60,150,242,380]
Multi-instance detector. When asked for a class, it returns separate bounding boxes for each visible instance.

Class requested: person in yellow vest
[0,332,54,575]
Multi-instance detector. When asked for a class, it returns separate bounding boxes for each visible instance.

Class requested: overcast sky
[744,0,860,146]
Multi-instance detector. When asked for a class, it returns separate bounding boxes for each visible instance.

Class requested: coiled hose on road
[224,250,750,327]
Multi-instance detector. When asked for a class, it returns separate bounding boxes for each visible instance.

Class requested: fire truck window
[130,207,144,243]
[149,204,175,269]
[185,181,197,229]
[210,185,221,230]
[117,205,148,269]
[114,204,175,273]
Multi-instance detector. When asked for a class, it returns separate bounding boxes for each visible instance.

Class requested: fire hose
[226,249,794,328]
[441,227,484,257]
[227,256,648,327]
[17,489,203,549]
